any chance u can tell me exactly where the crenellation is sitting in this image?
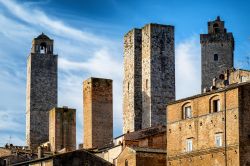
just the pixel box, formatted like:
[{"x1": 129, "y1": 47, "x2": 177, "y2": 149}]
[{"x1": 201, "y1": 17, "x2": 234, "y2": 91}]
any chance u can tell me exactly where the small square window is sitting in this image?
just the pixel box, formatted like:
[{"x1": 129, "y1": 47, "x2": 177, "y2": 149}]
[
  {"x1": 186, "y1": 138, "x2": 193, "y2": 152},
  {"x1": 215, "y1": 133, "x2": 222, "y2": 147}
]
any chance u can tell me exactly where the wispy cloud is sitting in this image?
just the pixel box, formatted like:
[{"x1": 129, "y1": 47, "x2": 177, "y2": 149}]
[
  {"x1": 0, "y1": 0, "x2": 123, "y2": 146},
  {"x1": 0, "y1": 0, "x2": 201, "y2": 148},
  {"x1": 176, "y1": 36, "x2": 201, "y2": 99}
]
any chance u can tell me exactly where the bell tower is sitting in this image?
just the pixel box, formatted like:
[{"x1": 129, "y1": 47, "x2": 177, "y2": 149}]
[
  {"x1": 26, "y1": 33, "x2": 58, "y2": 149},
  {"x1": 200, "y1": 16, "x2": 234, "y2": 91}
]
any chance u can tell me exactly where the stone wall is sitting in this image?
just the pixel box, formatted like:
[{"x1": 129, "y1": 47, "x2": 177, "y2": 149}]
[
  {"x1": 200, "y1": 17, "x2": 234, "y2": 91},
  {"x1": 49, "y1": 107, "x2": 76, "y2": 152},
  {"x1": 123, "y1": 28, "x2": 142, "y2": 133},
  {"x1": 26, "y1": 34, "x2": 58, "y2": 149},
  {"x1": 83, "y1": 77, "x2": 113, "y2": 149},
  {"x1": 142, "y1": 24, "x2": 175, "y2": 128}
]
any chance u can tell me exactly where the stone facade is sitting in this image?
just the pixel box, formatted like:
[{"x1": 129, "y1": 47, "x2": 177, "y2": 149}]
[
  {"x1": 123, "y1": 23, "x2": 175, "y2": 133},
  {"x1": 26, "y1": 33, "x2": 58, "y2": 149},
  {"x1": 167, "y1": 82, "x2": 250, "y2": 166},
  {"x1": 141, "y1": 24, "x2": 175, "y2": 128},
  {"x1": 83, "y1": 77, "x2": 113, "y2": 149},
  {"x1": 201, "y1": 16, "x2": 234, "y2": 91},
  {"x1": 49, "y1": 107, "x2": 76, "y2": 152},
  {"x1": 123, "y1": 28, "x2": 142, "y2": 133},
  {"x1": 117, "y1": 146, "x2": 166, "y2": 166}
]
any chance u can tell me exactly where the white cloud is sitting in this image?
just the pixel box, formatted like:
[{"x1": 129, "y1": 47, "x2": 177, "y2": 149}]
[
  {"x1": 176, "y1": 36, "x2": 201, "y2": 99},
  {"x1": 0, "y1": 0, "x2": 123, "y2": 147},
  {"x1": 0, "y1": 0, "x2": 202, "y2": 148}
]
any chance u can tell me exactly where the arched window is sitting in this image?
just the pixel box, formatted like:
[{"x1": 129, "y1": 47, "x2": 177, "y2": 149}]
[
  {"x1": 210, "y1": 95, "x2": 221, "y2": 113},
  {"x1": 182, "y1": 102, "x2": 192, "y2": 119},
  {"x1": 125, "y1": 159, "x2": 128, "y2": 166},
  {"x1": 40, "y1": 42, "x2": 47, "y2": 54}
]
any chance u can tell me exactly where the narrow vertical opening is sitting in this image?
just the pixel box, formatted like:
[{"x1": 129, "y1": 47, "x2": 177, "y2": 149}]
[{"x1": 214, "y1": 54, "x2": 218, "y2": 61}]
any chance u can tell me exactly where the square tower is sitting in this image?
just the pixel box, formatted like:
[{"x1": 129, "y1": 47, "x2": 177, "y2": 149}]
[
  {"x1": 49, "y1": 107, "x2": 76, "y2": 152},
  {"x1": 200, "y1": 16, "x2": 234, "y2": 91},
  {"x1": 141, "y1": 24, "x2": 175, "y2": 128},
  {"x1": 26, "y1": 33, "x2": 58, "y2": 149},
  {"x1": 83, "y1": 77, "x2": 113, "y2": 149},
  {"x1": 123, "y1": 29, "x2": 142, "y2": 133}
]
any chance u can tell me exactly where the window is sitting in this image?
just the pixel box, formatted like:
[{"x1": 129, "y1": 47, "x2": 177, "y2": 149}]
[
  {"x1": 215, "y1": 133, "x2": 222, "y2": 147},
  {"x1": 184, "y1": 106, "x2": 192, "y2": 119},
  {"x1": 213, "y1": 100, "x2": 220, "y2": 112},
  {"x1": 214, "y1": 54, "x2": 218, "y2": 61},
  {"x1": 240, "y1": 76, "x2": 248, "y2": 83},
  {"x1": 127, "y1": 82, "x2": 129, "y2": 91},
  {"x1": 125, "y1": 159, "x2": 128, "y2": 166},
  {"x1": 186, "y1": 138, "x2": 193, "y2": 152},
  {"x1": 146, "y1": 79, "x2": 148, "y2": 89}
]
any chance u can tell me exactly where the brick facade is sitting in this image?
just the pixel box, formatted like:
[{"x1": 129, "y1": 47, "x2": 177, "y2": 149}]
[
  {"x1": 49, "y1": 107, "x2": 76, "y2": 152},
  {"x1": 167, "y1": 82, "x2": 250, "y2": 166},
  {"x1": 83, "y1": 77, "x2": 113, "y2": 149}
]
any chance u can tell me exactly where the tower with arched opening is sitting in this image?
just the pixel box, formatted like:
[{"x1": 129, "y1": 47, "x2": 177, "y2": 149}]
[
  {"x1": 200, "y1": 16, "x2": 234, "y2": 91},
  {"x1": 26, "y1": 33, "x2": 58, "y2": 149}
]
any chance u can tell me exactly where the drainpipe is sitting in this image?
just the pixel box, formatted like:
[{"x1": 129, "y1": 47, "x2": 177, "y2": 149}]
[{"x1": 224, "y1": 90, "x2": 227, "y2": 166}]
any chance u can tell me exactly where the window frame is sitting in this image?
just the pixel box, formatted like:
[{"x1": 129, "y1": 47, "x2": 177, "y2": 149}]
[
  {"x1": 215, "y1": 133, "x2": 223, "y2": 147},
  {"x1": 184, "y1": 106, "x2": 192, "y2": 119},
  {"x1": 186, "y1": 138, "x2": 193, "y2": 152}
]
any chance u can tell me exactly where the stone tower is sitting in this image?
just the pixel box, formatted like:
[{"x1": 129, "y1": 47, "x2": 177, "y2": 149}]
[
  {"x1": 83, "y1": 77, "x2": 113, "y2": 149},
  {"x1": 123, "y1": 24, "x2": 175, "y2": 132},
  {"x1": 123, "y1": 29, "x2": 142, "y2": 133},
  {"x1": 200, "y1": 16, "x2": 234, "y2": 91},
  {"x1": 141, "y1": 24, "x2": 175, "y2": 128},
  {"x1": 49, "y1": 107, "x2": 76, "y2": 152},
  {"x1": 26, "y1": 33, "x2": 58, "y2": 149}
]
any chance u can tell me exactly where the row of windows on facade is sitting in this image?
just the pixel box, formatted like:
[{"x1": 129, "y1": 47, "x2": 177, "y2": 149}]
[
  {"x1": 186, "y1": 133, "x2": 223, "y2": 152},
  {"x1": 183, "y1": 99, "x2": 220, "y2": 119}
]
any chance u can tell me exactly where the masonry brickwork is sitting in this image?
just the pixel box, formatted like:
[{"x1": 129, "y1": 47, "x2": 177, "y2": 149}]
[
  {"x1": 123, "y1": 24, "x2": 175, "y2": 133},
  {"x1": 123, "y1": 28, "x2": 142, "y2": 133},
  {"x1": 49, "y1": 107, "x2": 76, "y2": 152},
  {"x1": 83, "y1": 77, "x2": 113, "y2": 149},
  {"x1": 26, "y1": 33, "x2": 58, "y2": 149},
  {"x1": 141, "y1": 24, "x2": 175, "y2": 128},
  {"x1": 117, "y1": 146, "x2": 166, "y2": 166},
  {"x1": 201, "y1": 16, "x2": 234, "y2": 91},
  {"x1": 167, "y1": 82, "x2": 250, "y2": 166}
]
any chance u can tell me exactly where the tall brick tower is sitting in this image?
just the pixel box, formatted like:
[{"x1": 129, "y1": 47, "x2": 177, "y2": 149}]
[
  {"x1": 26, "y1": 33, "x2": 58, "y2": 149},
  {"x1": 200, "y1": 16, "x2": 234, "y2": 91},
  {"x1": 141, "y1": 24, "x2": 175, "y2": 128},
  {"x1": 123, "y1": 29, "x2": 142, "y2": 133},
  {"x1": 49, "y1": 107, "x2": 76, "y2": 152},
  {"x1": 83, "y1": 77, "x2": 113, "y2": 149}
]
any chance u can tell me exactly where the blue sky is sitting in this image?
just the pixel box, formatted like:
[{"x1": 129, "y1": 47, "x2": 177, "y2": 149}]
[{"x1": 0, "y1": 0, "x2": 249, "y2": 146}]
